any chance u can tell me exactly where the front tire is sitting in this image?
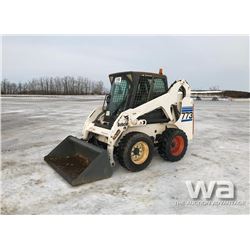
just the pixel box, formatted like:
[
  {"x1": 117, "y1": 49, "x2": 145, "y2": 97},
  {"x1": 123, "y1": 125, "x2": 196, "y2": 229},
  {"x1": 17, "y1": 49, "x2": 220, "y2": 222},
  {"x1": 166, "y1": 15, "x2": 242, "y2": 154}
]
[
  {"x1": 117, "y1": 133, "x2": 154, "y2": 172},
  {"x1": 158, "y1": 128, "x2": 188, "y2": 161}
]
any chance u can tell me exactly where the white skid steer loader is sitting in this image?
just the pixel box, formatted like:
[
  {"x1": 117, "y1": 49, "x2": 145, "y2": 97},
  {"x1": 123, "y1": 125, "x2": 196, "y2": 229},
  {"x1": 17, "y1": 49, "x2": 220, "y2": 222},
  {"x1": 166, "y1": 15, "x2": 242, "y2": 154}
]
[{"x1": 44, "y1": 69, "x2": 194, "y2": 186}]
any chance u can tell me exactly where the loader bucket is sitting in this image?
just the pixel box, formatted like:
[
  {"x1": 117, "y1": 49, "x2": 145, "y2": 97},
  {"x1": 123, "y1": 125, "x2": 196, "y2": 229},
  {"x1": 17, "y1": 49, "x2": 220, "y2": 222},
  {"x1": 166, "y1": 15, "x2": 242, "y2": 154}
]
[{"x1": 44, "y1": 136, "x2": 113, "y2": 186}]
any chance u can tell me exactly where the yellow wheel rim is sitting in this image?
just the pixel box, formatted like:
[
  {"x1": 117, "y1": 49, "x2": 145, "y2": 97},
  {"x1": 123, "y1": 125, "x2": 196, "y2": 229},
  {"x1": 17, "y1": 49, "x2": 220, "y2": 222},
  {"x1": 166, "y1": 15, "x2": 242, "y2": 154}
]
[{"x1": 130, "y1": 141, "x2": 149, "y2": 165}]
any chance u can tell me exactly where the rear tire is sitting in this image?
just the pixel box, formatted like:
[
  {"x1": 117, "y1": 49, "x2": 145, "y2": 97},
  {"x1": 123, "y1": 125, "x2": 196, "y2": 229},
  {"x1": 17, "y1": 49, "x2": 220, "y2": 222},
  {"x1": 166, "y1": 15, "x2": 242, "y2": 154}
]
[
  {"x1": 158, "y1": 128, "x2": 188, "y2": 161},
  {"x1": 117, "y1": 133, "x2": 154, "y2": 172}
]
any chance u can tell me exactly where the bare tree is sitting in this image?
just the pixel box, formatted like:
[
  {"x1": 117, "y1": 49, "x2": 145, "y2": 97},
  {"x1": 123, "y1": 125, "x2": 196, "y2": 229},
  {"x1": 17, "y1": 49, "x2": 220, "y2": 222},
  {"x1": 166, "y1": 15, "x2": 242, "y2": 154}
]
[
  {"x1": 1, "y1": 76, "x2": 106, "y2": 95},
  {"x1": 1, "y1": 79, "x2": 9, "y2": 94},
  {"x1": 93, "y1": 81, "x2": 104, "y2": 94},
  {"x1": 209, "y1": 85, "x2": 220, "y2": 91}
]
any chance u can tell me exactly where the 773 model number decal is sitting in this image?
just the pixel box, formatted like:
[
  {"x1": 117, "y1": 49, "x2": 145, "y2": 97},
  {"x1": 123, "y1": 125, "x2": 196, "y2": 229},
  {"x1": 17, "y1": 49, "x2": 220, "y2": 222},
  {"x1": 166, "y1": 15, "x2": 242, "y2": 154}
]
[{"x1": 181, "y1": 106, "x2": 193, "y2": 122}]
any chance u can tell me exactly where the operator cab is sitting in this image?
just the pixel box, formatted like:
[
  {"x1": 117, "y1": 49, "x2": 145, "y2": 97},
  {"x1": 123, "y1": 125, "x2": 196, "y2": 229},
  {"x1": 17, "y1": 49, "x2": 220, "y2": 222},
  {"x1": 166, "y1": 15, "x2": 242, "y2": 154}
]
[{"x1": 95, "y1": 70, "x2": 169, "y2": 128}]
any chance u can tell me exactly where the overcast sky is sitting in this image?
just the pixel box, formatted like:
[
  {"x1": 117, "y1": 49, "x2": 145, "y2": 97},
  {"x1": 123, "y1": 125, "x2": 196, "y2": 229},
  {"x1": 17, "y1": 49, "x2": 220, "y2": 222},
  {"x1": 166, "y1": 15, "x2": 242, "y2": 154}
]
[{"x1": 1, "y1": 35, "x2": 249, "y2": 91}]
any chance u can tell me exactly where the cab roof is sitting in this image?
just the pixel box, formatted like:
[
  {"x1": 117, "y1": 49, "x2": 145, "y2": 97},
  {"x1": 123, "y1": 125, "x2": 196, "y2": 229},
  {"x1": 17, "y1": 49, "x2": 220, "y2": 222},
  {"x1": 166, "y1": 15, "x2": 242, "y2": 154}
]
[{"x1": 109, "y1": 71, "x2": 166, "y2": 78}]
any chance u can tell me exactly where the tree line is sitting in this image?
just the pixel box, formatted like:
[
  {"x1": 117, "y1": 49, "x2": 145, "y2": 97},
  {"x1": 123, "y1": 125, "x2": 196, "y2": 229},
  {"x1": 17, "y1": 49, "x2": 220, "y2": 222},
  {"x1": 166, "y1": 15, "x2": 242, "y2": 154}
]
[{"x1": 1, "y1": 76, "x2": 107, "y2": 95}]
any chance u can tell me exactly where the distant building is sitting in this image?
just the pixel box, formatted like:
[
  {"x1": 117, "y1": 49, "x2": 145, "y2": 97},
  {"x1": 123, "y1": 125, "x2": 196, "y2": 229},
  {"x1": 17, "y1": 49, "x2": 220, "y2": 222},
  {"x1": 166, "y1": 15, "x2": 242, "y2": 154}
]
[{"x1": 191, "y1": 90, "x2": 250, "y2": 100}]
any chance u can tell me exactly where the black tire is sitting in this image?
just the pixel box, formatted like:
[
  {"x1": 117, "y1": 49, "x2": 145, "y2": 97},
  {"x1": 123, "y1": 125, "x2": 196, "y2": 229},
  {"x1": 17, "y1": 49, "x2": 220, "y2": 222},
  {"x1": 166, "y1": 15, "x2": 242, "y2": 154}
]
[
  {"x1": 158, "y1": 128, "x2": 188, "y2": 162},
  {"x1": 117, "y1": 132, "x2": 154, "y2": 172}
]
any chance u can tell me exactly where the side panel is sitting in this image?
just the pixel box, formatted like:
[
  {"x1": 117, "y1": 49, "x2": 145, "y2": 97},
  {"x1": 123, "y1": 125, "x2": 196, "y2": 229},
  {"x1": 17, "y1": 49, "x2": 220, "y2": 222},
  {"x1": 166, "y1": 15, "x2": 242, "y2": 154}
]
[{"x1": 175, "y1": 98, "x2": 194, "y2": 140}]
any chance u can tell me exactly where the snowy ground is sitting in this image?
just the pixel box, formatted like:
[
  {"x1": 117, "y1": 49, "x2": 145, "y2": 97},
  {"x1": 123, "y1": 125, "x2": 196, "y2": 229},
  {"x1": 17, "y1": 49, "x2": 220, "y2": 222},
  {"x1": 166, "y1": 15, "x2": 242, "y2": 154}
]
[{"x1": 1, "y1": 96, "x2": 249, "y2": 214}]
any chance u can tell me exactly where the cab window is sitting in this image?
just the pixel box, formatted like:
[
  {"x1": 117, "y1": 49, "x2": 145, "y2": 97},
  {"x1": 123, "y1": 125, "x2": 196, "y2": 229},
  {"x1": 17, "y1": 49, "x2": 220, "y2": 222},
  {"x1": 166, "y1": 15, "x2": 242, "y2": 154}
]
[
  {"x1": 151, "y1": 78, "x2": 167, "y2": 99},
  {"x1": 133, "y1": 76, "x2": 167, "y2": 108},
  {"x1": 109, "y1": 77, "x2": 129, "y2": 115},
  {"x1": 133, "y1": 76, "x2": 152, "y2": 107}
]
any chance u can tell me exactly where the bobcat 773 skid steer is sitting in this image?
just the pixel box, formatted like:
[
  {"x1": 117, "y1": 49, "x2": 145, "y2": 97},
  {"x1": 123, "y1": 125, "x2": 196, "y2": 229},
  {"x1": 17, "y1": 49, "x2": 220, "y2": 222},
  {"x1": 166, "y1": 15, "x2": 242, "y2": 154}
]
[{"x1": 44, "y1": 69, "x2": 194, "y2": 186}]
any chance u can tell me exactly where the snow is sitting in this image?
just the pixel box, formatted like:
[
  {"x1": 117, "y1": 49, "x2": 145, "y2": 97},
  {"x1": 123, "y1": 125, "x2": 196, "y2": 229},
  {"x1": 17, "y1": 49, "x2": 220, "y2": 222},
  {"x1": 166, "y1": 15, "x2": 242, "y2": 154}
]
[{"x1": 1, "y1": 96, "x2": 249, "y2": 214}]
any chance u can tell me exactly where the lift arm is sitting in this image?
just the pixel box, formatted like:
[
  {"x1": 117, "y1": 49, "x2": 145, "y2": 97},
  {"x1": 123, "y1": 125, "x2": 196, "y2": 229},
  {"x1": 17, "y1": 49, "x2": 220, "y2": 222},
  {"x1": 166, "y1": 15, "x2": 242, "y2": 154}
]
[{"x1": 125, "y1": 80, "x2": 191, "y2": 126}]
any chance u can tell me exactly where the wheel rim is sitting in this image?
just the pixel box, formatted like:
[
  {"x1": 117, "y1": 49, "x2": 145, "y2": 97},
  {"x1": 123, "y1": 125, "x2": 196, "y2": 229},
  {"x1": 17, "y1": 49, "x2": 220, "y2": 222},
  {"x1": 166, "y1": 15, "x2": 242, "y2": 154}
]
[
  {"x1": 170, "y1": 135, "x2": 185, "y2": 156},
  {"x1": 131, "y1": 141, "x2": 149, "y2": 165}
]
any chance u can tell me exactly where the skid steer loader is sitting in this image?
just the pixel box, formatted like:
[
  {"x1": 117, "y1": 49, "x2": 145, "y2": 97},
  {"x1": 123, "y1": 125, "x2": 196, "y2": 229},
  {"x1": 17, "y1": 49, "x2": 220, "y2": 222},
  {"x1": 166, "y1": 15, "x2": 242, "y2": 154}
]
[{"x1": 44, "y1": 69, "x2": 194, "y2": 186}]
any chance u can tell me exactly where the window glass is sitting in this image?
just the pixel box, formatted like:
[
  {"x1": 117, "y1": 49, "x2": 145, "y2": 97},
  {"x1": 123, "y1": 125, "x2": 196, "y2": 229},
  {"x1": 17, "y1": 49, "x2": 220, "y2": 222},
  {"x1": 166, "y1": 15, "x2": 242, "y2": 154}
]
[
  {"x1": 109, "y1": 79, "x2": 129, "y2": 115},
  {"x1": 133, "y1": 76, "x2": 167, "y2": 108},
  {"x1": 152, "y1": 78, "x2": 166, "y2": 98},
  {"x1": 134, "y1": 76, "x2": 152, "y2": 107}
]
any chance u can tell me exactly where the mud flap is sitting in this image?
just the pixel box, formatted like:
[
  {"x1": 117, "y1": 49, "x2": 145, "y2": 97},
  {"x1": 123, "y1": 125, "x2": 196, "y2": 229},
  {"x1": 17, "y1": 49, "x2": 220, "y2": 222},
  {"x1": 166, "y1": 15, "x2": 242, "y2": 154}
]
[{"x1": 44, "y1": 136, "x2": 113, "y2": 186}]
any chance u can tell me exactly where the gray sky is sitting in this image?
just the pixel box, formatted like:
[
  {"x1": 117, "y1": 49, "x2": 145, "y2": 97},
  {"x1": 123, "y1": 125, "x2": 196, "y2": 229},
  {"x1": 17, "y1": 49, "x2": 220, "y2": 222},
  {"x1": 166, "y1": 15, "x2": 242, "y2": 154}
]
[{"x1": 2, "y1": 35, "x2": 249, "y2": 91}]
